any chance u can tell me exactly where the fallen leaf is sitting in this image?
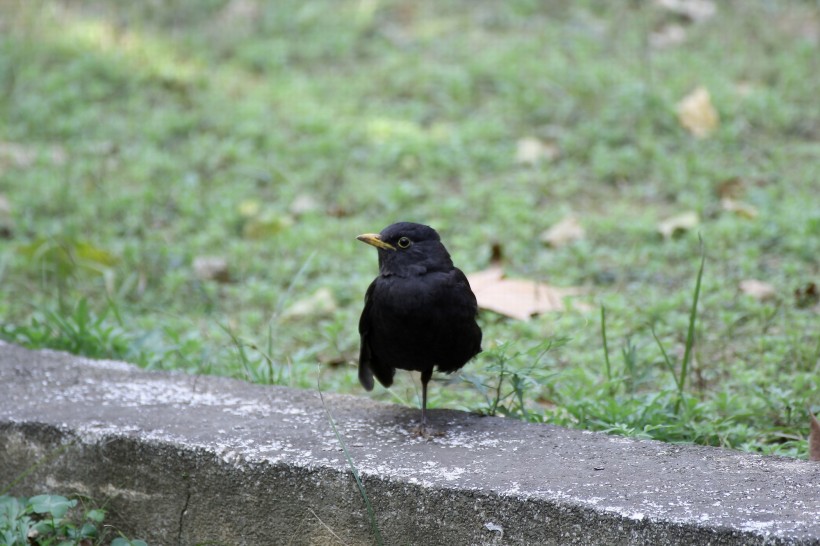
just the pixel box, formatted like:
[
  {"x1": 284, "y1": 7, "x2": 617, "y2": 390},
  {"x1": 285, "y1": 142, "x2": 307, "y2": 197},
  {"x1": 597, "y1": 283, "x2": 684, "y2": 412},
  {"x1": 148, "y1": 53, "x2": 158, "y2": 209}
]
[
  {"x1": 677, "y1": 87, "x2": 719, "y2": 138},
  {"x1": 739, "y1": 279, "x2": 776, "y2": 301},
  {"x1": 733, "y1": 81, "x2": 756, "y2": 98},
  {"x1": 794, "y1": 282, "x2": 819, "y2": 309},
  {"x1": 219, "y1": 0, "x2": 261, "y2": 22},
  {"x1": 326, "y1": 203, "x2": 351, "y2": 218},
  {"x1": 0, "y1": 193, "x2": 13, "y2": 239},
  {"x1": 541, "y1": 215, "x2": 585, "y2": 248},
  {"x1": 318, "y1": 353, "x2": 350, "y2": 368},
  {"x1": 17, "y1": 238, "x2": 117, "y2": 278},
  {"x1": 655, "y1": 0, "x2": 716, "y2": 23},
  {"x1": 650, "y1": 24, "x2": 688, "y2": 49},
  {"x1": 515, "y1": 137, "x2": 559, "y2": 166},
  {"x1": 242, "y1": 213, "x2": 293, "y2": 239},
  {"x1": 716, "y1": 177, "x2": 745, "y2": 199},
  {"x1": 283, "y1": 287, "x2": 338, "y2": 319},
  {"x1": 721, "y1": 198, "x2": 758, "y2": 219},
  {"x1": 488, "y1": 241, "x2": 505, "y2": 265},
  {"x1": 810, "y1": 412, "x2": 820, "y2": 462},
  {"x1": 238, "y1": 199, "x2": 261, "y2": 218},
  {"x1": 657, "y1": 211, "x2": 699, "y2": 240},
  {"x1": 0, "y1": 141, "x2": 66, "y2": 169},
  {"x1": 74, "y1": 242, "x2": 118, "y2": 268},
  {"x1": 289, "y1": 194, "x2": 320, "y2": 216},
  {"x1": 465, "y1": 265, "x2": 504, "y2": 291},
  {"x1": 193, "y1": 256, "x2": 231, "y2": 283},
  {"x1": 0, "y1": 141, "x2": 36, "y2": 168},
  {"x1": 467, "y1": 267, "x2": 585, "y2": 320}
]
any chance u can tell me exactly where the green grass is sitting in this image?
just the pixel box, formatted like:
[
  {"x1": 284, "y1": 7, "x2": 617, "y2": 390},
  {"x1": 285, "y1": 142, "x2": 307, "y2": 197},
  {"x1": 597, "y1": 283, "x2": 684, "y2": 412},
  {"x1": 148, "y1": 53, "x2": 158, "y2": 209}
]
[{"x1": 1, "y1": 0, "x2": 818, "y2": 459}]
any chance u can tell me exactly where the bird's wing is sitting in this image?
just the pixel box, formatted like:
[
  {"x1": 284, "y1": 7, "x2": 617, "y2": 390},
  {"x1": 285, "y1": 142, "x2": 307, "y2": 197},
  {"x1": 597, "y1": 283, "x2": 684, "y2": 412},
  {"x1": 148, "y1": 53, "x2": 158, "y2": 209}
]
[
  {"x1": 452, "y1": 267, "x2": 479, "y2": 314},
  {"x1": 357, "y1": 280, "x2": 376, "y2": 391}
]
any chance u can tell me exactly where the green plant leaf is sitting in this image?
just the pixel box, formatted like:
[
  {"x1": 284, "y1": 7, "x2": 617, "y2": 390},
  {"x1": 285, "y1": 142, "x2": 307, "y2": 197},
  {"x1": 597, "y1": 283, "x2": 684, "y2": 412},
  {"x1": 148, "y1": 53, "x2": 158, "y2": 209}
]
[
  {"x1": 85, "y1": 508, "x2": 105, "y2": 523},
  {"x1": 29, "y1": 494, "x2": 75, "y2": 519}
]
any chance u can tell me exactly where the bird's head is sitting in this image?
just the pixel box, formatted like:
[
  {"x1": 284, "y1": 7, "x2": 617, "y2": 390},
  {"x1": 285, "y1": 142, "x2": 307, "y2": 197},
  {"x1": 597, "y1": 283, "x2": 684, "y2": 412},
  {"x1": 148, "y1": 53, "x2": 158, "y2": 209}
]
[{"x1": 357, "y1": 222, "x2": 454, "y2": 277}]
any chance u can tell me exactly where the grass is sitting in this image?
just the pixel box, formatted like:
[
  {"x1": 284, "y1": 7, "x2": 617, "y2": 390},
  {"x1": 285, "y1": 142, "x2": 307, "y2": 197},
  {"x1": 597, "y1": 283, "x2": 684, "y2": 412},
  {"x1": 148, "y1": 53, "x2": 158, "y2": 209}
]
[
  {"x1": 317, "y1": 368, "x2": 384, "y2": 546},
  {"x1": 0, "y1": 0, "x2": 818, "y2": 459}
]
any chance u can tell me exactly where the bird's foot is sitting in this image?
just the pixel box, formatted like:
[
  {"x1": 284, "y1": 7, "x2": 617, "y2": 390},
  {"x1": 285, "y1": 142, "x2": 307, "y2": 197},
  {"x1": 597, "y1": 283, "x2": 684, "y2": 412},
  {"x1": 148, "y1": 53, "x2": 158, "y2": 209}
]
[{"x1": 411, "y1": 425, "x2": 445, "y2": 439}]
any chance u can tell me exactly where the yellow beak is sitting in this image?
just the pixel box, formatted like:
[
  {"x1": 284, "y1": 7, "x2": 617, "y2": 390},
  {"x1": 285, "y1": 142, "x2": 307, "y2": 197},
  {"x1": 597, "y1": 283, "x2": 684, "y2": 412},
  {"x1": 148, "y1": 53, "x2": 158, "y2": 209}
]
[{"x1": 357, "y1": 233, "x2": 396, "y2": 251}]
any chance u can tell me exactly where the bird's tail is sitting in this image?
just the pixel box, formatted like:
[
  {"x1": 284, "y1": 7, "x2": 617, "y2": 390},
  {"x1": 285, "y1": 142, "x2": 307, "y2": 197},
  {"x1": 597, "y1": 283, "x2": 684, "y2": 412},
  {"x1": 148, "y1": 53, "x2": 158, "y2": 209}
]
[
  {"x1": 359, "y1": 341, "x2": 375, "y2": 391},
  {"x1": 359, "y1": 362, "x2": 374, "y2": 391}
]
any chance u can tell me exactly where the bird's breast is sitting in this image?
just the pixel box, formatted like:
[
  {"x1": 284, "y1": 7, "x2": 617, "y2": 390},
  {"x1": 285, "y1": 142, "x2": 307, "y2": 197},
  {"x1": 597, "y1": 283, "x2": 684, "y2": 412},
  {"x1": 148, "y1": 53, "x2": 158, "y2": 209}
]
[
  {"x1": 365, "y1": 269, "x2": 481, "y2": 372},
  {"x1": 374, "y1": 272, "x2": 453, "y2": 315}
]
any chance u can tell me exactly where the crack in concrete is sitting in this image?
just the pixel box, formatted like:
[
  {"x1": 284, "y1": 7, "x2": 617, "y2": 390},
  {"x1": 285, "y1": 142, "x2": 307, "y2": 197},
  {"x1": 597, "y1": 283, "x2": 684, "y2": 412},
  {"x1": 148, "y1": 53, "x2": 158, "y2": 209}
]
[{"x1": 177, "y1": 478, "x2": 192, "y2": 545}]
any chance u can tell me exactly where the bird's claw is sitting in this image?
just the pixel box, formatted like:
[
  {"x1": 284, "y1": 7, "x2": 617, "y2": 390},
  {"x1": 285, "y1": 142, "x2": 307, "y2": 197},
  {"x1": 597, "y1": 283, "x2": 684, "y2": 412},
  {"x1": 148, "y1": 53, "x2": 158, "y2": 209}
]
[{"x1": 411, "y1": 424, "x2": 444, "y2": 439}]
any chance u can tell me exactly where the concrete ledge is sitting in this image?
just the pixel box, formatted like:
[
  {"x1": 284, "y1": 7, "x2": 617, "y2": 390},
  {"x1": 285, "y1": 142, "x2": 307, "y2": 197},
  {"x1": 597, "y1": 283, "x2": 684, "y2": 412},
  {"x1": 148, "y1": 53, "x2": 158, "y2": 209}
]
[{"x1": 1, "y1": 342, "x2": 818, "y2": 545}]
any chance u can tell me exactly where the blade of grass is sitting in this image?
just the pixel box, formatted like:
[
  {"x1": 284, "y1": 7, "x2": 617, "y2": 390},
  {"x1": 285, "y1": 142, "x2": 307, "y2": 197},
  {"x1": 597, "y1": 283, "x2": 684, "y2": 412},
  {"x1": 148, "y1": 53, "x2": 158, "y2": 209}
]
[
  {"x1": 676, "y1": 236, "x2": 706, "y2": 413},
  {"x1": 651, "y1": 325, "x2": 682, "y2": 392},
  {"x1": 601, "y1": 305, "x2": 615, "y2": 396},
  {"x1": 219, "y1": 323, "x2": 254, "y2": 381},
  {"x1": 316, "y1": 366, "x2": 384, "y2": 546},
  {"x1": 307, "y1": 507, "x2": 349, "y2": 546}
]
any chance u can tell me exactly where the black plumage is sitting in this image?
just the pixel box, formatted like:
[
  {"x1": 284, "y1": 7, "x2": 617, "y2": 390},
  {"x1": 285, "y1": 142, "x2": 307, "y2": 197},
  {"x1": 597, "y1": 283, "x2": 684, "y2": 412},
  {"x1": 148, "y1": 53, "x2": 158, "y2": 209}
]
[{"x1": 357, "y1": 222, "x2": 482, "y2": 432}]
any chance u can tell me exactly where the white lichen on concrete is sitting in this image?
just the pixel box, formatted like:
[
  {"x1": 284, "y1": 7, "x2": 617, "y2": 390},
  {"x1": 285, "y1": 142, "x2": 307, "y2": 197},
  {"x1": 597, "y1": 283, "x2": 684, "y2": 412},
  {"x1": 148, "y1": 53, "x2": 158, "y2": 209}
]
[{"x1": 2, "y1": 342, "x2": 820, "y2": 544}]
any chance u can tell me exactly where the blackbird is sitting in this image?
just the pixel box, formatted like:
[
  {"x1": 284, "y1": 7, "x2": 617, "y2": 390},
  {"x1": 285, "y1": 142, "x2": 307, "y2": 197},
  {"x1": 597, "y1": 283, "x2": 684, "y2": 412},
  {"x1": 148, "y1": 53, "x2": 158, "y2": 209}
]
[{"x1": 357, "y1": 222, "x2": 482, "y2": 432}]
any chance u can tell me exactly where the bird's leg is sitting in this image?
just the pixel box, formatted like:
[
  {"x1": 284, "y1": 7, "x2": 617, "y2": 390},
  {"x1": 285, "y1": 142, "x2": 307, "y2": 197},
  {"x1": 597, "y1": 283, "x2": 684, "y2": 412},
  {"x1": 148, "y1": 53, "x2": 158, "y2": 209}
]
[{"x1": 420, "y1": 368, "x2": 433, "y2": 434}]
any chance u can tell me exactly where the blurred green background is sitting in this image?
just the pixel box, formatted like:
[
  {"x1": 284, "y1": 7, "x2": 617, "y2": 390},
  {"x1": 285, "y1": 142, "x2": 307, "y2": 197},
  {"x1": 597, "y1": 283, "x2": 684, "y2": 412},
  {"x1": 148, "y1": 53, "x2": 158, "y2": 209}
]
[{"x1": 0, "y1": 0, "x2": 818, "y2": 457}]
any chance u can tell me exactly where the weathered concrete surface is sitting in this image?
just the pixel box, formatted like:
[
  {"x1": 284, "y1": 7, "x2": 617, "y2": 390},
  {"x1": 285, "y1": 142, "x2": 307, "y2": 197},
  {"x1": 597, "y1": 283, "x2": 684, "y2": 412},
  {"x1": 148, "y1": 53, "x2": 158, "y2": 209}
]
[{"x1": 0, "y1": 342, "x2": 818, "y2": 546}]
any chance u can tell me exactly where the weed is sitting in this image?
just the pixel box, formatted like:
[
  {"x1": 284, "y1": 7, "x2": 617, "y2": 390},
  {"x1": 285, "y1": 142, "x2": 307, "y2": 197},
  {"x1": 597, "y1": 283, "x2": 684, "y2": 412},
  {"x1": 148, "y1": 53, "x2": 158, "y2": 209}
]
[
  {"x1": 1, "y1": 300, "x2": 134, "y2": 363},
  {"x1": 0, "y1": 494, "x2": 146, "y2": 546},
  {"x1": 317, "y1": 366, "x2": 383, "y2": 546},
  {"x1": 464, "y1": 338, "x2": 565, "y2": 419}
]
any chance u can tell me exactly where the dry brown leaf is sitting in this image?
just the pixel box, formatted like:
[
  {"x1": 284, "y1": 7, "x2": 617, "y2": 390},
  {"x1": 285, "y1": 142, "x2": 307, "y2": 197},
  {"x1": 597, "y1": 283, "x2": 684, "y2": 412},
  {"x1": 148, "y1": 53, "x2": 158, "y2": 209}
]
[
  {"x1": 326, "y1": 203, "x2": 351, "y2": 218},
  {"x1": 465, "y1": 265, "x2": 505, "y2": 292},
  {"x1": 467, "y1": 268, "x2": 585, "y2": 321},
  {"x1": 795, "y1": 282, "x2": 819, "y2": 309},
  {"x1": 810, "y1": 412, "x2": 820, "y2": 462},
  {"x1": 739, "y1": 279, "x2": 776, "y2": 301},
  {"x1": 658, "y1": 211, "x2": 699, "y2": 240},
  {"x1": 219, "y1": 0, "x2": 261, "y2": 23},
  {"x1": 515, "y1": 137, "x2": 559, "y2": 165},
  {"x1": 650, "y1": 24, "x2": 688, "y2": 49},
  {"x1": 721, "y1": 198, "x2": 758, "y2": 219},
  {"x1": 733, "y1": 81, "x2": 756, "y2": 98},
  {"x1": 716, "y1": 177, "x2": 745, "y2": 199},
  {"x1": 193, "y1": 256, "x2": 231, "y2": 283},
  {"x1": 677, "y1": 87, "x2": 719, "y2": 138},
  {"x1": 541, "y1": 215, "x2": 585, "y2": 248},
  {"x1": 0, "y1": 193, "x2": 12, "y2": 239},
  {"x1": 655, "y1": 0, "x2": 717, "y2": 23}
]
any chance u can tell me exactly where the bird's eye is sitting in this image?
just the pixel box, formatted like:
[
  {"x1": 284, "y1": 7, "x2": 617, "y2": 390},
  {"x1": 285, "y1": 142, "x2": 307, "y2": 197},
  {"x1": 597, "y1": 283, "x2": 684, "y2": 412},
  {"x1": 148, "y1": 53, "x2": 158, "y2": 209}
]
[{"x1": 397, "y1": 237, "x2": 411, "y2": 249}]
